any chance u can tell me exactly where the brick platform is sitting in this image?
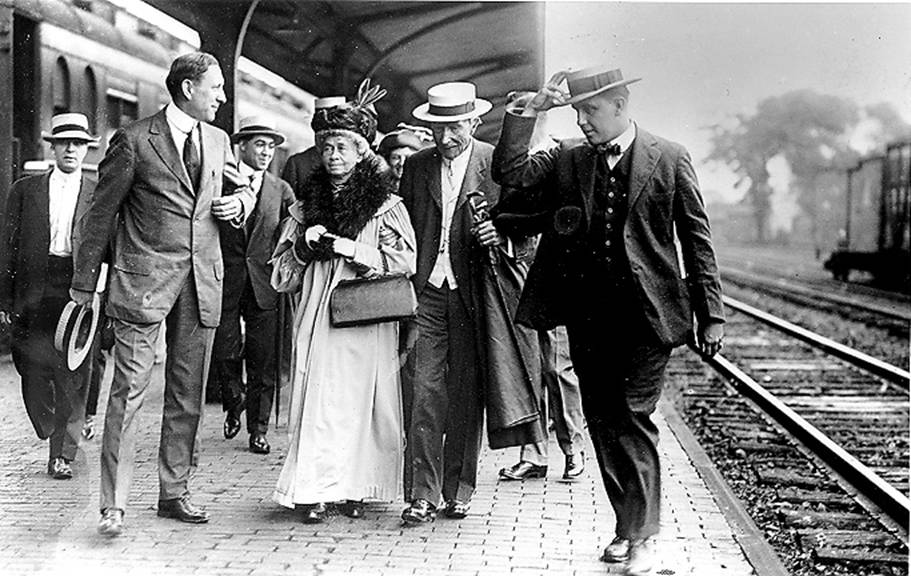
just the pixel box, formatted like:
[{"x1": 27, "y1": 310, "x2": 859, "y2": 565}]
[{"x1": 0, "y1": 352, "x2": 756, "y2": 575}]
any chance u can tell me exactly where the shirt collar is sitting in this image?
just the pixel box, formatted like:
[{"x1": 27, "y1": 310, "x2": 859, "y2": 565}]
[
  {"x1": 165, "y1": 102, "x2": 198, "y2": 135},
  {"x1": 50, "y1": 166, "x2": 82, "y2": 183},
  {"x1": 239, "y1": 161, "x2": 262, "y2": 181},
  {"x1": 609, "y1": 121, "x2": 636, "y2": 154}
]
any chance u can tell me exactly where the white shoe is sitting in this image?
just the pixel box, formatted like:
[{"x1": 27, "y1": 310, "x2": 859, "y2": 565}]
[
  {"x1": 625, "y1": 538, "x2": 654, "y2": 576},
  {"x1": 600, "y1": 535, "x2": 630, "y2": 562},
  {"x1": 82, "y1": 415, "x2": 95, "y2": 440}
]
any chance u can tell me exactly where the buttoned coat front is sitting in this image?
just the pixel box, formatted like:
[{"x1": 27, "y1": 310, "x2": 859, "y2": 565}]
[
  {"x1": 493, "y1": 114, "x2": 725, "y2": 346},
  {"x1": 72, "y1": 108, "x2": 254, "y2": 327}
]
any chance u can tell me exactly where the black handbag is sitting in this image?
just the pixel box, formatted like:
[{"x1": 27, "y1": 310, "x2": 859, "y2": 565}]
[{"x1": 329, "y1": 273, "x2": 417, "y2": 327}]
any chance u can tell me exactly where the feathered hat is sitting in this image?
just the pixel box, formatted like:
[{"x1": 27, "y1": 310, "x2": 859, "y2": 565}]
[{"x1": 311, "y1": 79, "x2": 386, "y2": 145}]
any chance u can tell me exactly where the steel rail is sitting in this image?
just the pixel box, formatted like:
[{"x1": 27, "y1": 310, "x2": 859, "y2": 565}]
[
  {"x1": 700, "y1": 351, "x2": 911, "y2": 530},
  {"x1": 724, "y1": 295, "x2": 911, "y2": 389},
  {"x1": 722, "y1": 267, "x2": 911, "y2": 323}
]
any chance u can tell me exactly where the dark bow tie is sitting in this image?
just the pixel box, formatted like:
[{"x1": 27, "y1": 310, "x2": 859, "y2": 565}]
[{"x1": 597, "y1": 142, "x2": 622, "y2": 156}]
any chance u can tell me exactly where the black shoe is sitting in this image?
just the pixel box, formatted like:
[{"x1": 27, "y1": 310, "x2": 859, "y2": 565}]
[
  {"x1": 563, "y1": 452, "x2": 585, "y2": 480},
  {"x1": 498, "y1": 461, "x2": 547, "y2": 481},
  {"x1": 442, "y1": 499, "x2": 469, "y2": 519},
  {"x1": 340, "y1": 500, "x2": 364, "y2": 519},
  {"x1": 249, "y1": 432, "x2": 270, "y2": 454},
  {"x1": 157, "y1": 496, "x2": 209, "y2": 523},
  {"x1": 223, "y1": 409, "x2": 242, "y2": 440},
  {"x1": 301, "y1": 502, "x2": 327, "y2": 524},
  {"x1": 48, "y1": 457, "x2": 73, "y2": 480},
  {"x1": 600, "y1": 535, "x2": 631, "y2": 563},
  {"x1": 98, "y1": 507, "x2": 124, "y2": 537},
  {"x1": 401, "y1": 499, "x2": 436, "y2": 525}
]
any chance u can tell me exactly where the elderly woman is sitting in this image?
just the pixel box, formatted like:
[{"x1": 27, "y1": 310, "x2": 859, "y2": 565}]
[{"x1": 270, "y1": 81, "x2": 417, "y2": 523}]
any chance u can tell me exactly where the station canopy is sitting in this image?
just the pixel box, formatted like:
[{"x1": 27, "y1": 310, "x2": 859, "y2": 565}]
[{"x1": 146, "y1": 1, "x2": 544, "y2": 142}]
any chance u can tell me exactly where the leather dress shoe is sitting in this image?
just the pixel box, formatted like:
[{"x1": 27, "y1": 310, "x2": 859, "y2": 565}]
[
  {"x1": 97, "y1": 507, "x2": 124, "y2": 537},
  {"x1": 600, "y1": 536, "x2": 630, "y2": 563},
  {"x1": 249, "y1": 432, "x2": 270, "y2": 454},
  {"x1": 499, "y1": 461, "x2": 547, "y2": 481},
  {"x1": 223, "y1": 409, "x2": 242, "y2": 439},
  {"x1": 48, "y1": 457, "x2": 73, "y2": 480},
  {"x1": 301, "y1": 502, "x2": 327, "y2": 524},
  {"x1": 625, "y1": 538, "x2": 655, "y2": 576},
  {"x1": 401, "y1": 499, "x2": 436, "y2": 525},
  {"x1": 563, "y1": 452, "x2": 585, "y2": 480},
  {"x1": 442, "y1": 499, "x2": 469, "y2": 519},
  {"x1": 157, "y1": 496, "x2": 209, "y2": 523},
  {"x1": 340, "y1": 500, "x2": 364, "y2": 519}
]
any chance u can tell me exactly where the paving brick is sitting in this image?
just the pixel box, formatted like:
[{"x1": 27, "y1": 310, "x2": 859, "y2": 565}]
[{"x1": 0, "y1": 355, "x2": 758, "y2": 575}]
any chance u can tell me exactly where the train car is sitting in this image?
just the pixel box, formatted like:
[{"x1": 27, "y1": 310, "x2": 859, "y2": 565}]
[
  {"x1": 824, "y1": 140, "x2": 911, "y2": 288},
  {"x1": 6, "y1": 0, "x2": 313, "y2": 181}
]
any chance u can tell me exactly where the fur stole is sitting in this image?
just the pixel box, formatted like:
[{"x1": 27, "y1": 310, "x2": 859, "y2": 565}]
[{"x1": 299, "y1": 155, "x2": 396, "y2": 240}]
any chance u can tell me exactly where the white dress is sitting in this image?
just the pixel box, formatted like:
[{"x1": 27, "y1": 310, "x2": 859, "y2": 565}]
[{"x1": 270, "y1": 195, "x2": 416, "y2": 507}]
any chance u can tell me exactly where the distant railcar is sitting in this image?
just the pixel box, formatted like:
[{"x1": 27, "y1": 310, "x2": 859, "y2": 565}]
[
  {"x1": 824, "y1": 141, "x2": 911, "y2": 288},
  {"x1": 6, "y1": 0, "x2": 313, "y2": 183}
]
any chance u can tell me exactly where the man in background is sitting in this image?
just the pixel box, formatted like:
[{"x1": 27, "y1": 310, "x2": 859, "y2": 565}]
[
  {"x1": 0, "y1": 113, "x2": 97, "y2": 480},
  {"x1": 211, "y1": 117, "x2": 294, "y2": 455}
]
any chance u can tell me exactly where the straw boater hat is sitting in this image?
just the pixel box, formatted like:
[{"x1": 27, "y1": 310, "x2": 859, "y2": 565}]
[
  {"x1": 412, "y1": 82, "x2": 492, "y2": 123},
  {"x1": 230, "y1": 116, "x2": 286, "y2": 146},
  {"x1": 311, "y1": 79, "x2": 386, "y2": 145},
  {"x1": 314, "y1": 96, "x2": 346, "y2": 110},
  {"x1": 563, "y1": 66, "x2": 641, "y2": 105},
  {"x1": 41, "y1": 113, "x2": 99, "y2": 143}
]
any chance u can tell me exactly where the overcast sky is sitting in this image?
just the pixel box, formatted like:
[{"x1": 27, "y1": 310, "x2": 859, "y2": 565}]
[{"x1": 542, "y1": 2, "x2": 911, "y2": 204}]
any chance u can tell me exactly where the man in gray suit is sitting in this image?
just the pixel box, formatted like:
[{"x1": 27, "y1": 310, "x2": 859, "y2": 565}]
[
  {"x1": 493, "y1": 66, "x2": 725, "y2": 576},
  {"x1": 70, "y1": 52, "x2": 255, "y2": 537}
]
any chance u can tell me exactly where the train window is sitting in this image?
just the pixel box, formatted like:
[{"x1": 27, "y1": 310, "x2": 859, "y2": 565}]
[
  {"x1": 105, "y1": 88, "x2": 138, "y2": 139},
  {"x1": 84, "y1": 67, "x2": 98, "y2": 131},
  {"x1": 53, "y1": 57, "x2": 71, "y2": 115}
]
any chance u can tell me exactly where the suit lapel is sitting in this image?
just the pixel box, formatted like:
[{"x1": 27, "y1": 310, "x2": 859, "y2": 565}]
[
  {"x1": 427, "y1": 150, "x2": 442, "y2": 210},
  {"x1": 148, "y1": 109, "x2": 193, "y2": 192},
  {"x1": 198, "y1": 123, "x2": 218, "y2": 199},
  {"x1": 37, "y1": 172, "x2": 51, "y2": 250},
  {"x1": 455, "y1": 140, "x2": 487, "y2": 213},
  {"x1": 628, "y1": 128, "x2": 661, "y2": 210}
]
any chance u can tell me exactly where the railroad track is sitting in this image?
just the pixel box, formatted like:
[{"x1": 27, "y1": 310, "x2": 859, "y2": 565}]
[
  {"x1": 669, "y1": 296, "x2": 909, "y2": 575},
  {"x1": 721, "y1": 266, "x2": 911, "y2": 327}
]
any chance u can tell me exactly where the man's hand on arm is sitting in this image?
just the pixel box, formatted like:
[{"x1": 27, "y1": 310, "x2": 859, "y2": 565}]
[
  {"x1": 211, "y1": 195, "x2": 244, "y2": 222},
  {"x1": 696, "y1": 321, "x2": 724, "y2": 358},
  {"x1": 0, "y1": 311, "x2": 11, "y2": 327}
]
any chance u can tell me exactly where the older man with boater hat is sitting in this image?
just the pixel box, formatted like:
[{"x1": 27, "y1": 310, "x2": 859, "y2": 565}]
[
  {"x1": 493, "y1": 66, "x2": 725, "y2": 575},
  {"x1": 0, "y1": 113, "x2": 98, "y2": 480},
  {"x1": 210, "y1": 117, "x2": 294, "y2": 455},
  {"x1": 398, "y1": 82, "x2": 541, "y2": 525}
]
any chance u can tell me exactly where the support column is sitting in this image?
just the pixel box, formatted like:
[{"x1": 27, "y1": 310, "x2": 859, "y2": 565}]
[
  {"x1": 195, "y1": 0, "x2": 258, "y2": 136},
  {"x1": 0, "y1": 5, "x2": 13, "y2": 211}
]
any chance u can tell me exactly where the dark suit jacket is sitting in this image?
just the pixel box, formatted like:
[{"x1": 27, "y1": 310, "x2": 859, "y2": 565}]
[
  {"x1": 221, "y1": 170, "x2": 294, "y2": 310},
  {"x1": 280, "y1": 146, "x2": 321, "y2": 200},
  {"x1": 398, "y1": 139, "x2": 501, "y2": 320},
  {"x1": 493, "y1": 113, "x2": 725, "y2": 346},
  {"x1": 72, "y1": 108, "x2": 255, "y2": 328},
  {"x1": 1, "y1": 171, "x2": 95, "y2": 316}
]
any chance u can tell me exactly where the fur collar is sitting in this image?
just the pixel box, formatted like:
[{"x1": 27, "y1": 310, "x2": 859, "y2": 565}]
[{"x1": 299, "y1": 155, "x2": 395, "y2": 239}]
